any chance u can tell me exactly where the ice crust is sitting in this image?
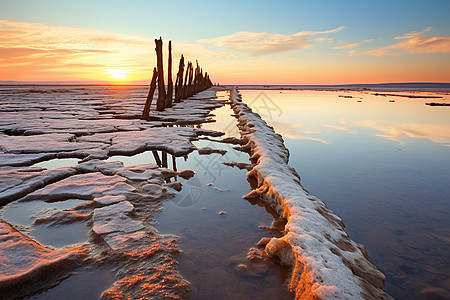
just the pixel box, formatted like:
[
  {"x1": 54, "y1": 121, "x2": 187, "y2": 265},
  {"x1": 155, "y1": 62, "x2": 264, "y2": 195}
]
[
  {"x1": 0, "y1": 87, "x2": 225, "y2": 299},
  {"x1": 229, "y1": 88, "x2": 392, "y2": 300}
]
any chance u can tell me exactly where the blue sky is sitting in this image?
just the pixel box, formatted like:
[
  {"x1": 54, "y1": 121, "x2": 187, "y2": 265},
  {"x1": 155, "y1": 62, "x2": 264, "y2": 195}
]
[{"x1": 1, "y1": 0, "x2": 449, "y2": 83}]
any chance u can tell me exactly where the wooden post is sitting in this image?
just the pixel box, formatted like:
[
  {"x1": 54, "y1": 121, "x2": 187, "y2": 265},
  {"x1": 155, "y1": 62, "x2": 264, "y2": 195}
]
[
  {"x1": 166, "y1": 40, "x2": 173, "y2": 108},
  {"x1": 183, "y1": 61, "x2": 190, "y2": 99},
  {"x1": 175, "y1": 55, "x2": 184, "y2": 103},
  {"x1": 141, "y1": 37, "x2": 215, "y2": 118},
  {"x1": 188, "y1": 62, "x2": 193, "y2": 97},
  {"x1": 155, "y1": 38, "x2": 166, "y2": 111},
  {"x1": 141, "y1": 67, "x2": 158, "y2": 120}
]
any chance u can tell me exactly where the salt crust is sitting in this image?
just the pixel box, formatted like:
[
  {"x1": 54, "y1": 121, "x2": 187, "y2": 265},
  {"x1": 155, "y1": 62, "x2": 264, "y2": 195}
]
[
  {"x1": 0, "y1": 87, "x2": 226, "y2": 298},
  {"x1": 229, "y1": 88, "x2": 392, "y2": 300}
]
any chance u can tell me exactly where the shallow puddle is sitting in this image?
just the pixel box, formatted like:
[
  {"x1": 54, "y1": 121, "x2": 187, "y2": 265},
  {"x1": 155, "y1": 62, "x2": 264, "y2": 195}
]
[
  {"x1": 35, "y1": 158, "x2": 80, "y2": 169},
  {"x1": 106, "y1": 151, "x2": 158, "y2": 166},
  {"x1": 1, "y1": 199, "x2": 90, "y2": 248},
  {"x1": 27, "y1": 265, "x2": 117, "y2": 300}
]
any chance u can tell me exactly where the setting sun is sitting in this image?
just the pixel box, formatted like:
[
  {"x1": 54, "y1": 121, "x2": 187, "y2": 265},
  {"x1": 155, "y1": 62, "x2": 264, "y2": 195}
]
[{"x1": 105, "y1": 68, "x2": 129, "y2": 81}]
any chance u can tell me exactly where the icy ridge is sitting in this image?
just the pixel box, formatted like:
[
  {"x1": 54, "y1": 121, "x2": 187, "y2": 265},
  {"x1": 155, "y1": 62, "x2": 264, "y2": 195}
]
[{"x1": 229, "y1": 88, "x2": 392, "y2": 300}]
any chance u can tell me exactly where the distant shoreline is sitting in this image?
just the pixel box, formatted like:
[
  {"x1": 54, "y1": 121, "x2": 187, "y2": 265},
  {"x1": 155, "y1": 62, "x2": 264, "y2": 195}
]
[{"x1": 1, "y1": 82, "x2": 449, "y2": 93}]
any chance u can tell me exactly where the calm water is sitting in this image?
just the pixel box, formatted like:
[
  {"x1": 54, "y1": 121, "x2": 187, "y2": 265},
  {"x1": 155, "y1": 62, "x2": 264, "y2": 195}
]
[{"x1": 240, "y1": 89, "x2": 450, "y2": 299}]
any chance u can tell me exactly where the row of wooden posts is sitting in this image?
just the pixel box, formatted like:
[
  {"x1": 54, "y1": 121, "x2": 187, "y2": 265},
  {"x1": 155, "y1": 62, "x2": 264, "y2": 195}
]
[{"x1": 141, "y1": 37, "x2": 213, "y2": 120}]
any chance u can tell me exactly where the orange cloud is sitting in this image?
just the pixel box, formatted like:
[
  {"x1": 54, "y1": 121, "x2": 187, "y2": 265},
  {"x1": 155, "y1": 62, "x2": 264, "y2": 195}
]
[
  {"x1": 314, "y1": 37, "x2": 334, "y2": 43},
  {"x1": 367, "y1": 27, "x2": 450, "y2": 56},
  {"x1": 198, "y1": 26, "x2": 345, "y2": 55},
  {"x1": 333, "y1": 42, "x2": 360, "y2": 49},
  {"x1": 0, "y1": 20, "x2": 230, "y2": 82}
]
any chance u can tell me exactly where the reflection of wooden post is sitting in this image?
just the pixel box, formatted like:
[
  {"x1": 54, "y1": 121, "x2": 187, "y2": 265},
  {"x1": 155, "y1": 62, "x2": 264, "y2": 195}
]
[
  {"x1": 155, "y1": 38, "x2": 166, "y2": 111},
  {"x1": 152, "y1": 151, "x2": 162, "y2": 167},
  {"x1": 141, "y1": 67, "x2": 158, "y2": 120},
  {"x1": 162, "y1": 152, "x2": 168, "y2": 168},
  {"x1": 166, "y1": 41, "x2": 173, "y2": 108},
  {"x1": 172, "y1": 155, "x2": 177, "y2": 172}
]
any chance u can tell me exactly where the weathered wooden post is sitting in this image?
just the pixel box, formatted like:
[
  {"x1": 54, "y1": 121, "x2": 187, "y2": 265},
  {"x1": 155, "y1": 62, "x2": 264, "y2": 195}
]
[
  {"x1": 165, "y1": 41, "x2": 173, "y2": 108},
  {"x1": 141, "y1": 37, "x2": 214, "y2": 118},
  {"x1": 141, "y1": 67, "x2": 158, "y2": 120},
  {"x1": 188, "y1": 62, "x2": 193, "y2": 97},
  {"x1": 182, "y1": 61, "x2": 190, "y2": 99},
  {"x1": 155, "y1": 38, "x2": 166, "y2": 111},
  {"x1": 174, "y1": 55, "x2": 184, "y2": 103}
]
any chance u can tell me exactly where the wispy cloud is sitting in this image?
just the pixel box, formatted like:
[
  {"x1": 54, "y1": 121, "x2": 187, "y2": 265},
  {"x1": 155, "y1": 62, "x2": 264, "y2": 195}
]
[
  {"x1": 199, "y1": 26, "x2": 345, "y2": 55},
  {"x1": 367, "y1": 27, "x2": 450, "y2": 56},
  {"x1": 333, "y1": 42, "x2": 360, "y2": 49},
  {"x1": 314, "y1": 37, "x2": 334, "y2": 43}
]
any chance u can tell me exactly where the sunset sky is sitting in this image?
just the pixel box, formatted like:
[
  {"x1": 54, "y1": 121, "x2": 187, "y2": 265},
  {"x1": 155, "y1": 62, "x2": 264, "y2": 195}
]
[{"x1": 1, "y1": 0, "x2": 449, "y2": 84}]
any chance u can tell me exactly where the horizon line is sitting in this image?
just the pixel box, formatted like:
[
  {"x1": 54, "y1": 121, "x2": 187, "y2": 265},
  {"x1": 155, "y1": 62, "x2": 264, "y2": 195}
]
[{"x1": 1, "y1": 81, "x2": 449, "y2": 87}]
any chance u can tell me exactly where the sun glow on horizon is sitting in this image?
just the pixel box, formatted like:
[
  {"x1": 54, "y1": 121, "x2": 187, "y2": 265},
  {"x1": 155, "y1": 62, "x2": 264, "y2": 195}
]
[{"x1": 104, "y1": 68, "x2": 130, "y2": 81}]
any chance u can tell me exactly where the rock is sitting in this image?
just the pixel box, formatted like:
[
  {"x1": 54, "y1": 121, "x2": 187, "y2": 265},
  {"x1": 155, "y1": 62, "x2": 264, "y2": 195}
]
[
  {"x1": 221, "y1": 137, "x2": 246, "y2": 145},
  {"x1": 94, "y1": 195, "x2": 127, "y2": 206},
  {"x1": 197, "y1": 147, "x2": 227, "y2": 155},
  {"x1": 34, "y1": 210, "x2": 89, "y2": 226},
  {"x1": 223, "y1": 161, "x2": 253, "y2": 171},
  {"x1": 101, "y1": 231, "x2": 147, "y2": 251},
  {"x1": 0, "y1": 153, "x2": 56, "y2": 167},
  {"x1": 257, "y1": 237, "x2": 272, "y2": 249},
  {"x1": 92, "y1": 201, "x2": 143, "y2": 235},
  {"x1": 178, "y1": 169, "x2": 195, "y2": 180},
  {"x1": 75, "y1": 159, "x2": 104, "y2": 172},
  {"x1": 96, "y1": 161, "x2": 124, "y2": 175},
  {"x1": 165, "y1": 181, "x2": 182, "y2": 192},
  {"x1": 142, "y1": 184, "x2": 169, "y2": 198},
  {"x1": 194, "y1": 128, "x2": 225, "y2": 137},
  {"x1": 0, "y1": 133, "x2": 100, "y2": 154},
  {"x1": 117, "y1": 169, "x2": 162, "y2": 181},
  {"x1": 0, "y1": 167, "x2": 78, "y2": 205},
  {"x1": 25, "y1": 173, "x2": 131, "y2": 201}
]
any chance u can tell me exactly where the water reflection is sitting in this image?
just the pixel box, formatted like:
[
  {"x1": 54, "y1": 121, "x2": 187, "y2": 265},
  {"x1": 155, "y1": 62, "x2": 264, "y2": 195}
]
[
  {"x1": 240, "y1": 89, "x2": 450, "y2": 299},
  {"x1": 356, "y1": 120, "x2": 450, "y2": 146},
  {"x1": 156, "y1": 144, "x2": 293, "y2": 300}
]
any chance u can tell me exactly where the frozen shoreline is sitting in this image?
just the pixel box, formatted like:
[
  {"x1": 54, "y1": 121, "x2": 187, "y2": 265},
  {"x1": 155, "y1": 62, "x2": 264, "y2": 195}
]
[{"x1": 229, "y1": 88, "x2": 392, "y2": 299}]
